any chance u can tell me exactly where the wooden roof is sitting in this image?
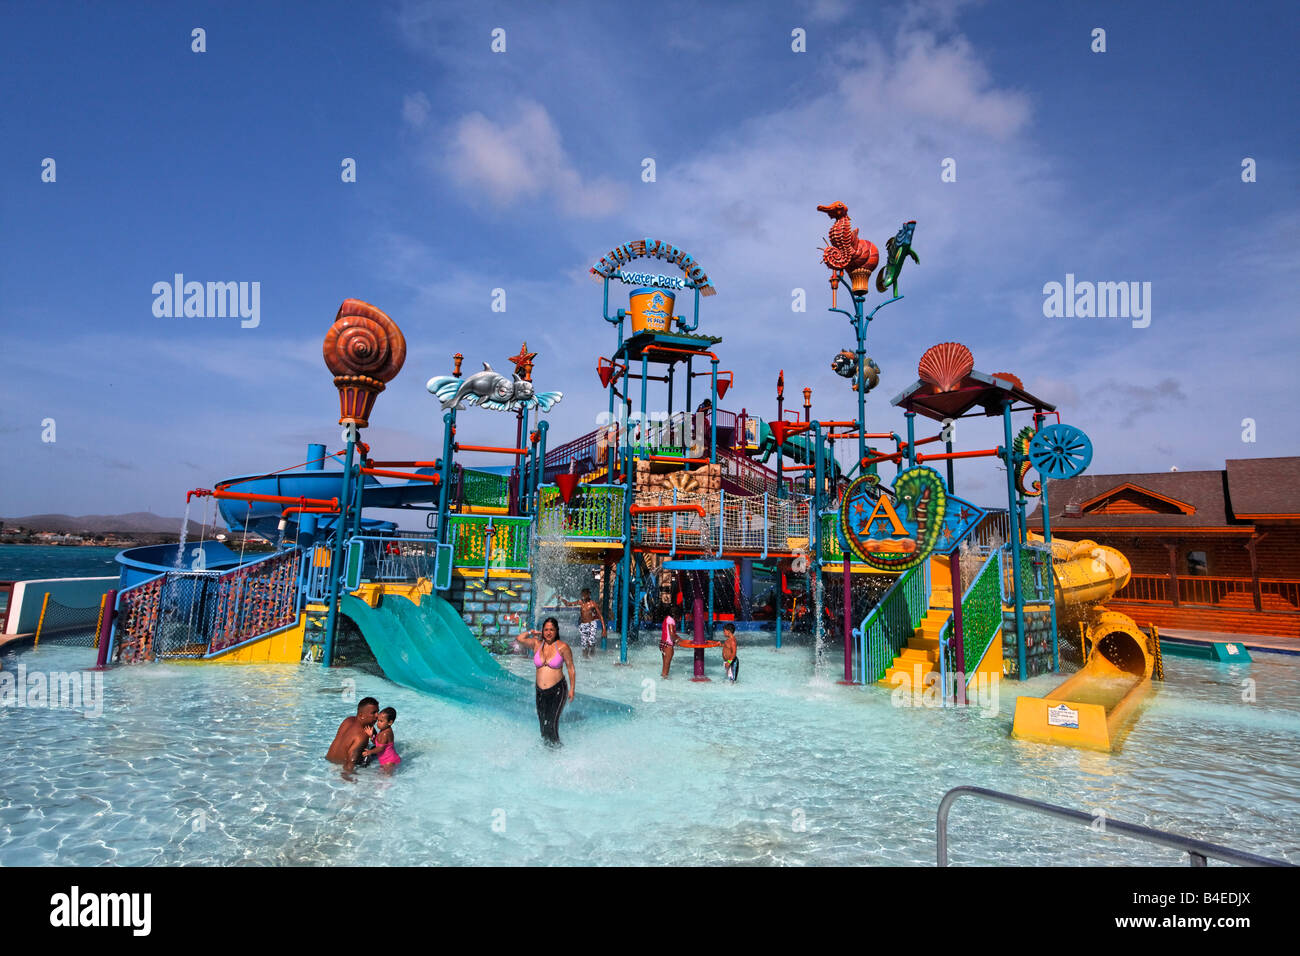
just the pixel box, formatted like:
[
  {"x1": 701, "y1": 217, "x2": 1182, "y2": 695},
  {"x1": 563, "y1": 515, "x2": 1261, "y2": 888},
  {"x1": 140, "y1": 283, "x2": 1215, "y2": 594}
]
[
  {"x1": 1224, "y1": 457, "x2": 1300, "y2": 518},
  {"x1": 1027, "y1": 456, "x2": 1300, "y2": 531}
]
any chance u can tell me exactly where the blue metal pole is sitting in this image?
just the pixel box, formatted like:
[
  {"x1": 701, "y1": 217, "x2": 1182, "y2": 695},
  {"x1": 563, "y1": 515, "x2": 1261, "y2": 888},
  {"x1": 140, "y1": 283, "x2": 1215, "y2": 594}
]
[
  {"x1": 301, "y1": 443, "x2": 326, "y2": 549},
  {"x1": 905, "y1": 412, "x2": 917, "y2": 467},
  {"x1": 1002, "y1": 399, "x2": 1026, "y2": 679},
  {"x1": 437, "y1": 410, "x2": 456, "y2": 543},
  {"x1": 322, "y1": 431, "x2": 356, "y2": 668},
  {"x1": 853, "y1": 291, "x2": 867, "y2": 466}
]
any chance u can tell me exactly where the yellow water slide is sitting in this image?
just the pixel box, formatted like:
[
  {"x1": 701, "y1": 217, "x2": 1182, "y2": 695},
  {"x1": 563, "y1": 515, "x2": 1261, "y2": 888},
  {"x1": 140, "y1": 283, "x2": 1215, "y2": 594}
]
[{"x1": 1011, "y1": 534, "x2": 1155, "y2": 751}]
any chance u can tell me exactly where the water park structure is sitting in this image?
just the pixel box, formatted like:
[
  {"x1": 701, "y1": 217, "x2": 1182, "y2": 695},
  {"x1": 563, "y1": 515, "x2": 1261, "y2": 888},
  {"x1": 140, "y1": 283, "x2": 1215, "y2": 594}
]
[{"x1": 21, "y1": 201, "x2": 1261, "y2": 756}]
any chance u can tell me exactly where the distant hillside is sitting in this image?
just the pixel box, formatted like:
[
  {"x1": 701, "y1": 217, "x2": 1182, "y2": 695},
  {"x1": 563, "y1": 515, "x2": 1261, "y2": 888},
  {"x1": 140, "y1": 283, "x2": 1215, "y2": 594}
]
[{"x1": 1, "y1": 512, "x2": 217, "y2": 534}]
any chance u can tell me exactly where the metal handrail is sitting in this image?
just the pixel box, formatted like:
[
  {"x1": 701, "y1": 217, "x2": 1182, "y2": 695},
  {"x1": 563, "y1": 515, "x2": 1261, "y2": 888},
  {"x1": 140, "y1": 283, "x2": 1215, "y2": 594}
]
[{"x1": 937, "y1": 786, "x2": 1292, "y2": 867}]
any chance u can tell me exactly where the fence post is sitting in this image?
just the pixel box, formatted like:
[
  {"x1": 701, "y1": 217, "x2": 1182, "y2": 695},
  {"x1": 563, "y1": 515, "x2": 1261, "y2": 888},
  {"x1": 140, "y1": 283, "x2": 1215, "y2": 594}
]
[
  {"x1": 95, "y1": 590, "x2": 117, "y2": 668},
  {"x1": 34, "y1": 591, "x2": 51, "y2": 646}
]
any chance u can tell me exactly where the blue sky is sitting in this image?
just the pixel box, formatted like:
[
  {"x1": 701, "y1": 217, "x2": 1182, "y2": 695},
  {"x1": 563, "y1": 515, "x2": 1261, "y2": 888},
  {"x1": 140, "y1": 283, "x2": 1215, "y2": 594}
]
[{"x1": 2, "y1": 0, "x2": 1296, "y2": 523}]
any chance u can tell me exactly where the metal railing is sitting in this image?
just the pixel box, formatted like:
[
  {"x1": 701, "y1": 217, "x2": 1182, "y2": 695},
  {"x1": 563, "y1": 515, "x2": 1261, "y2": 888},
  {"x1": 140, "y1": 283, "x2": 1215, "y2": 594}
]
[
  {"x1": 718, "y1": 445, "x2": 791, "y2": 496},
  {"x1": 112, "y1": 549, "x2": 302, "y2": 662},
  {"x1": 971, "y1": 509, "x2": 1010, "y2": 554},
  {"x1": 445, "y1": 514, "x2": 530, "y2": 571},
  {"x1": 937, "y1": 786, "x2": 1292, "y2": 867},
  {"x1": 452, "y1": 467, "x2": 513, "y2": 511},
  {"x1": 854, "y1": 561, "x2": 929, "y2": 684},
  {"x1": 940, "y1": 550, "x2": 1003, "y2": 683},
  {"x1": 537, "y1": 484, "x2": 625, "y2": 541},
  {"x1": 1001, "y1": 542, "x2": 1054, "y2": 604},
  {"x1": 630, "y1": 490, "x2": 812, "y2": 555}
]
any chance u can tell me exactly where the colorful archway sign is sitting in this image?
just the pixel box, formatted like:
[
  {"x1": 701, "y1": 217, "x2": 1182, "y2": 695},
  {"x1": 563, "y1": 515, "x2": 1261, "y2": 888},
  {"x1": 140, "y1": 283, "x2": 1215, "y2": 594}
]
[
  {"x1": 839, "y1": 467, "x2": 985, "y2": 571},
  {"x1": 590, "y1": 238, "x2": 716, "y2": 297}
]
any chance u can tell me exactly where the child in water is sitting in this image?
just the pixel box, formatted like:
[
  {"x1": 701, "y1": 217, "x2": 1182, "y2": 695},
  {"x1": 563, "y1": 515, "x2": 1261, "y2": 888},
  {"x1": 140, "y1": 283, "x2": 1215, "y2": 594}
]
[{"x1": 365, "y1": 707, "x2": 401, "y2": 769}]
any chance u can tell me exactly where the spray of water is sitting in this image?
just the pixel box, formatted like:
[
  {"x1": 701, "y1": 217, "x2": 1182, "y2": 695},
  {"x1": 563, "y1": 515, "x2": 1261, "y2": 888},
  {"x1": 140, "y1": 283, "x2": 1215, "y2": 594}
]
[{"x1": 173, "y1": 498, "x2": 193, "y2": 569}]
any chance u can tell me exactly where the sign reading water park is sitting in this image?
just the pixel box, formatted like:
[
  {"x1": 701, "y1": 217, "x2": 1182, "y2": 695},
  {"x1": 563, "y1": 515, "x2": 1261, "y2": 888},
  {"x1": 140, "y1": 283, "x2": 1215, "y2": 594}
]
[
  {"x1": 839, "y1": 466, "x2": 985, "y2": 572},
  {"x1": 591, "y1": 238, "x2": 717, "y2": 296}
]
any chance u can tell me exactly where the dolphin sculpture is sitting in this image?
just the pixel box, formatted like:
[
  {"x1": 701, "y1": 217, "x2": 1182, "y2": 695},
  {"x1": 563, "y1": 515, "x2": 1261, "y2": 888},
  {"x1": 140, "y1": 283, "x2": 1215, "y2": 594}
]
[{"x1": 427, "y1": 363, "x2": 562, "y2": 412}]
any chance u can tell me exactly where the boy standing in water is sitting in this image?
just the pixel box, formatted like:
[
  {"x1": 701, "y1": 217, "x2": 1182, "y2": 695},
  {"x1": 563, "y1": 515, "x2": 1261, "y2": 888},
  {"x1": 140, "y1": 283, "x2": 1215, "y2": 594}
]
[
  {"x1": 721, "y1": 623, "x2": 739, "y2": 682},
  {"x1": 563, "y1": 588, "x2": 606, "y2": 660}
]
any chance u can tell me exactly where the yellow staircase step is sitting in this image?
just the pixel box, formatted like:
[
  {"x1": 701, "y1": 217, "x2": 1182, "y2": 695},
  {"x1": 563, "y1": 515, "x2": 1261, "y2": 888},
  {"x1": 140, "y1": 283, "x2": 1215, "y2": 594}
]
[
  {"x1": 909, "y1": 636, "x2": 940, "y2": 651},
  {"x1": 900, "y1": 646, "x2": 937, "y2": 663}
]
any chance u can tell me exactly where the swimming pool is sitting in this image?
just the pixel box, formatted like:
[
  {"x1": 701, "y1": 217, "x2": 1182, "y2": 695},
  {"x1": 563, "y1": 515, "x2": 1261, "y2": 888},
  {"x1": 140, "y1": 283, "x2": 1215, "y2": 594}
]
[{"x1": 1, "y1": 639, "x2": 1296, "y2": 866}]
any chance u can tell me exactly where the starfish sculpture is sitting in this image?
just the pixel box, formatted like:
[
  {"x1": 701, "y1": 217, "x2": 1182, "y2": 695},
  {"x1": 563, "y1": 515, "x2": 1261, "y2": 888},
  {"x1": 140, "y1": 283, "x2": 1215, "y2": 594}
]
[{"x1": 507, "y1": 342, "x2": 538, "y2": 381}]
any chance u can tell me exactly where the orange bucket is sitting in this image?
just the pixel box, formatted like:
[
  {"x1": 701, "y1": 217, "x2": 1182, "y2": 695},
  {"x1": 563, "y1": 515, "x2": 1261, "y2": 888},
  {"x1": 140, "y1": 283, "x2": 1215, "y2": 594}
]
[{"x1": 628, "y1": 288, "x2": 675, "y2": 334}]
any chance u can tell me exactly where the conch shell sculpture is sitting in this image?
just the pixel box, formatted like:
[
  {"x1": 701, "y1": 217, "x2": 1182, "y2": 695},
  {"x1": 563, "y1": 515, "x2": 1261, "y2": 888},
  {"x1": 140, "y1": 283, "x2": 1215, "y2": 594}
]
[{"x1": 323, "y1": 298, "x2": 407, "y2": 427}]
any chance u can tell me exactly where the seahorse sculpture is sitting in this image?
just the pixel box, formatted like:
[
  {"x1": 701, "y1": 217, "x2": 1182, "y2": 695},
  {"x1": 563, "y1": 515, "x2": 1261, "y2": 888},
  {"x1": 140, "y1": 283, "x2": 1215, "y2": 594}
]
[
  {"x1": 840, "y1": 466, "x2": 947, "y2": 572},
  {"x1": 1013, "y1": 425, "x2": 1042, "y2": 497},
  {"x1": 892, "y1": 466, "x2": 947, "y2": 566},
  {"x1": 817, "y1": 202, "x2": 879, "y2": 304},
  {"x1": 875, "y1": 220, "x2": 920, "y2": 296}
]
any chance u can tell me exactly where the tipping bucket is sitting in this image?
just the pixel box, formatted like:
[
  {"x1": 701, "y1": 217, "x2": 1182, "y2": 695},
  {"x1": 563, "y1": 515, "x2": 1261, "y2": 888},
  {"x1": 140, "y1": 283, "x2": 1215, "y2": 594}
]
[{"x1": 628, "y1": 288, "x2": 675, "y2": 334}]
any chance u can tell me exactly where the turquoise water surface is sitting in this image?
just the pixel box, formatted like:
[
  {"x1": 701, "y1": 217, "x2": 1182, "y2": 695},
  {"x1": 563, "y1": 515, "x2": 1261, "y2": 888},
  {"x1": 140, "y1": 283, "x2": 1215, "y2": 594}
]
[
  {"x1": 0, "y1": 545, "x2": 122, "y2": 582},
  {"x1": 1, "y1": 636, "x2": 1296, "y2": 866}
]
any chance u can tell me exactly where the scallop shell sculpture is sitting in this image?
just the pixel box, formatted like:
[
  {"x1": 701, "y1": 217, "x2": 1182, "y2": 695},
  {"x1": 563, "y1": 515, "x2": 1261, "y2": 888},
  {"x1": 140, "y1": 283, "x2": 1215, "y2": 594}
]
[
  {"x1": 991, "y1": 372, "x2": 1024, "y2": 391},
  {"x1": 323, "y1": 298, "x2": 407, "y2": 427},
  {"x1": 917, "y1": 342, "x2": 974, "y2": 393}
]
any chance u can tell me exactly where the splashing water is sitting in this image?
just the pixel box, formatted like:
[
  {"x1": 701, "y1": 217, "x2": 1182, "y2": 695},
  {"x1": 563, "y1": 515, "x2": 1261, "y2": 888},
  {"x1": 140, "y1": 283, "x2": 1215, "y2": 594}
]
[{"x1": 173, "y1": 498, "x2": 193, "y2": 570}]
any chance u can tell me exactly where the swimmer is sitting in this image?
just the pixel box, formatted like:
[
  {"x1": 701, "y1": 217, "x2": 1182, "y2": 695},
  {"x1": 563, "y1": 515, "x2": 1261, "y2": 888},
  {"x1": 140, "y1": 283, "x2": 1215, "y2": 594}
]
[
  {"x1": 326, "y1": 697, "x2": 379, "y2": 768},
  {"x1": 517, "y1": 618, "x2": 575, "y2": 747}
]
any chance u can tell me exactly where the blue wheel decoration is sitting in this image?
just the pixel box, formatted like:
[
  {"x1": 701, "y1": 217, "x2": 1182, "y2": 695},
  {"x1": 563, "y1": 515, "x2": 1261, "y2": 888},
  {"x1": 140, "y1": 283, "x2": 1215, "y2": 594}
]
[{"x1": 1028, "y1": 423, "x2": 1092, "y2": 479}]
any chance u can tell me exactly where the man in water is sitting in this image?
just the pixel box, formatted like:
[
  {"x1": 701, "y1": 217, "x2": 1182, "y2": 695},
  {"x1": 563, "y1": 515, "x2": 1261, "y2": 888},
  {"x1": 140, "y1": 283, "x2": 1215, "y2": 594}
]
[
  {"x1": 562, "y1": 588, "x2": 606, "y2": 660},
  {"x1": 326, "y1": 696, "x2": 379, "y2": 767}
]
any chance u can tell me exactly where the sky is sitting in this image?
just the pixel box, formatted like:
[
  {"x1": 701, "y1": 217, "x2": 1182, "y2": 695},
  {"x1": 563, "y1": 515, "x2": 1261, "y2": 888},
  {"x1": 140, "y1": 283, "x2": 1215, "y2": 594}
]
[{"x1": 1, "y1": 0, "x2": 1296, "y2": 526}]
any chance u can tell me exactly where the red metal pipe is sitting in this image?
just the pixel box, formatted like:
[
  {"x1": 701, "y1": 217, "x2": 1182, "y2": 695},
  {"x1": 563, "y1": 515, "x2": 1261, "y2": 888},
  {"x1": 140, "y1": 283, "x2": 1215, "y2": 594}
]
[
  {"x1": 366, "y1": 460, "x2": 441, "y2": 468},
  {"x1": 193, "y1": 489, "x2": 340, "y2": 508},
  {"x1": 360, "y1": 468, "x2": 442, "y2": 483},
  {"x1": 900, "y1": 434, "x2": 944, "y2": 450},
  {"x1": 647, "y1": 455, "x2": 712, "y2": 464},
  {"x1": 281, "y1": 506, "x2": 339, "y2": 517},
  {"x1": 453, "y1": 444, "x2": 527, "y2": 456},
  {"x1": 914, "y1": 448, "x2": 999, "y2": 463},
  {"x1": 629, "y1": 504, "x2": 707, "y2": 518},
  {"x1": 861, "y1": 452, "x2": 903, "y2": 468}
]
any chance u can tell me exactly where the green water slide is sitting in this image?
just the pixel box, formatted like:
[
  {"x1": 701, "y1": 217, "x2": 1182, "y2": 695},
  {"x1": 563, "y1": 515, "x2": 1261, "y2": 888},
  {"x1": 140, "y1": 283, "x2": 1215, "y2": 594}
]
[
  {"x1": 339, "y1": 593, "x2": 630, "y2": 721},
  {"x1": 755, "y1": 420, "x2": 865, "y2": 482}
]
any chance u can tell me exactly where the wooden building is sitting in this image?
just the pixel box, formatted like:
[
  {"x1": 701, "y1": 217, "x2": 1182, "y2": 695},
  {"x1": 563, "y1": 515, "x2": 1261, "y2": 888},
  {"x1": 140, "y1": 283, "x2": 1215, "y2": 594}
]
[{"x1": 1027, "y1": 456, "x2": 1300, "y2": 637}]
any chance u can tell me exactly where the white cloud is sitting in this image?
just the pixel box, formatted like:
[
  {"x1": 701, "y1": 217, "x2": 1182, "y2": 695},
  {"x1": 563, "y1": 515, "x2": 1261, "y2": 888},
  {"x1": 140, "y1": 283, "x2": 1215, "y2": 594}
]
[
  {"x1": 402, "y1": 92, "x2": 431, "y2": 128},
  {"x1": 443, "y1": 101, "x2": 624, "y2": 217}
]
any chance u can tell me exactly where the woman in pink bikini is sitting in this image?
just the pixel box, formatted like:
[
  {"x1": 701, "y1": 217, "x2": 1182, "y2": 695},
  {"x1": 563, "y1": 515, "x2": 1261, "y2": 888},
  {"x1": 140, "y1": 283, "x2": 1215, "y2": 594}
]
[{"x1": 517, "y1": 617, "x2": 576, "y2": 747}]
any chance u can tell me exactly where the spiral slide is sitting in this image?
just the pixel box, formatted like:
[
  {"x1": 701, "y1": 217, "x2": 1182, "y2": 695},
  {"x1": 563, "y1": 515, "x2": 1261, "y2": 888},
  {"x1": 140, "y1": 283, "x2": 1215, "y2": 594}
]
[
  {"x1": 1011, "y1": 536, "x2": 1155, "y2": 752},
  {"x1": 339, "y1": 591, "x2": 631, "y2": 722}
]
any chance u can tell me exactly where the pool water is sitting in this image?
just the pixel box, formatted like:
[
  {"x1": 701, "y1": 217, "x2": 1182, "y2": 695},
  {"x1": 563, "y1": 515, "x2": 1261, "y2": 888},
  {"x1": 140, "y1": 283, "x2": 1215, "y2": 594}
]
[{"x1": 1, "y1": 638, "x2": 1296, "y2": 866}]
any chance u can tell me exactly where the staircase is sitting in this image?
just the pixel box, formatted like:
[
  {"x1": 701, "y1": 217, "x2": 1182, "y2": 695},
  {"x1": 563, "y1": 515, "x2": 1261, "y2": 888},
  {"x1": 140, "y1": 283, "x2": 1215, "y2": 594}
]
[{"x1": 880, "y1": 555, "x2": 953, "y2": 688}]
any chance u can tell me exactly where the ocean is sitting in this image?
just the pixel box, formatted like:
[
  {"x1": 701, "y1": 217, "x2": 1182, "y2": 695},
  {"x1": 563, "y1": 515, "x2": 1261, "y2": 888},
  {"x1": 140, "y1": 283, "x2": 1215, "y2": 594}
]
[{"x1": 0, "y1": 545, "x2": 123, "y2": 582}]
